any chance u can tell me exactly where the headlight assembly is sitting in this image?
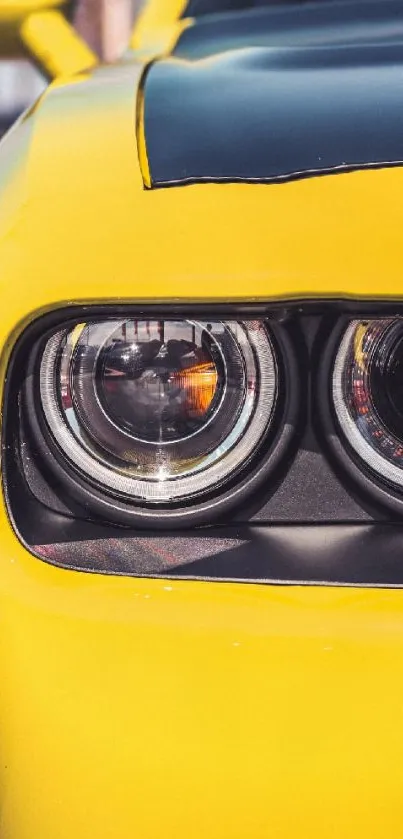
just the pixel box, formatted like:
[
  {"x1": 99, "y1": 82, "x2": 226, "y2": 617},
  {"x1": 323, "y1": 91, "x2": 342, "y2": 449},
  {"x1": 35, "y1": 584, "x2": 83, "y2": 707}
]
[
  {"x1": 22, "y1": 314, "x2": 298, "y2": 528},
  {"x1": 9, "y1": 302, "x2": 403, "y2": 584},
  {"x1": 333, "y1": 317, "x2": 403, "y2": 500}
]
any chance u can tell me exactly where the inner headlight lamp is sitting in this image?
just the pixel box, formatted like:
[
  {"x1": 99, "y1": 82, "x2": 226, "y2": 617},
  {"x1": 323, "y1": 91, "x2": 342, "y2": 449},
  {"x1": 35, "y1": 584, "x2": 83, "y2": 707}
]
[{"x1": 38, "y1": 318, "x2": 278, "y2": 505}]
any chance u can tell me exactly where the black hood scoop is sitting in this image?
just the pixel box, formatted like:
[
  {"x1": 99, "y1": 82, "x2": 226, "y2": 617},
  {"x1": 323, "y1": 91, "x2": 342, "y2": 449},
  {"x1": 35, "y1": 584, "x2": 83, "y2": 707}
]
[{"x1": 143, "y1": 0, "x2": 403, "y2": 186}]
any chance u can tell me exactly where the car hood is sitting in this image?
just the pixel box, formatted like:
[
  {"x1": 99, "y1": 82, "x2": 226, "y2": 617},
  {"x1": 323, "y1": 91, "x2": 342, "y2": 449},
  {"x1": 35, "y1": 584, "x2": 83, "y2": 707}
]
[
  {"x1": 143, "y1": 0, "x2": 403, "y2": 185},
  {"x1": 2, "y1": 31, "x2": 403, "y2": 322}
]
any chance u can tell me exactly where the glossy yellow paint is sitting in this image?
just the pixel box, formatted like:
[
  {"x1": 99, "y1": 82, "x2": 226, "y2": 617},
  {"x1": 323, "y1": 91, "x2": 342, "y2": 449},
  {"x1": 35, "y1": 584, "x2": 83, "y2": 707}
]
[
  {"x1": 21, "y1": 9, "x2": 97, "y2": 78},
  {"x1": 2, "y1": 520, "x2": 403, "y2": 839},
  {"x1": 2, "y1": 57, "x2": 403, "y2": 838}
]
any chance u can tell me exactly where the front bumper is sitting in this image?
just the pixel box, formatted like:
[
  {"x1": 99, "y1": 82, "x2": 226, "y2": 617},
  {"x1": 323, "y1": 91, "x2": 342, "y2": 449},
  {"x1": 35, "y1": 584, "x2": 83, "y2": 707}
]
[{"x1": 0, "y1": 500, "x2": 402, "y2": 838}]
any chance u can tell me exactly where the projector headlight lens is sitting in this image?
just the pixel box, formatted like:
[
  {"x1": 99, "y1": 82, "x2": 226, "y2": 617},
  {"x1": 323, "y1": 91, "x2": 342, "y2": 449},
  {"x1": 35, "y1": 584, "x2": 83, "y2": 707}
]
[{"x1": 38, "y1": 318, "x2": 278, "y2": 504}]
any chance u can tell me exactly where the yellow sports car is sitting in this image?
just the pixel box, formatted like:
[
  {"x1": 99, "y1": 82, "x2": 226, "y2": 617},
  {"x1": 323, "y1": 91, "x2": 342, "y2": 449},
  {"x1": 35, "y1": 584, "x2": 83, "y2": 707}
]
[{"x1": 1, "y1": 0, "x2": 403, "y2": 836}]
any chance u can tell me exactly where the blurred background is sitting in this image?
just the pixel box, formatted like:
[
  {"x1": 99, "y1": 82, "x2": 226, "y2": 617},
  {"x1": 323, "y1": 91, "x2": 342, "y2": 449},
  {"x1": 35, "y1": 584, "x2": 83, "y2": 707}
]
[{"x1": 0, "y1": 0, "x2": 143, "y2": 139}]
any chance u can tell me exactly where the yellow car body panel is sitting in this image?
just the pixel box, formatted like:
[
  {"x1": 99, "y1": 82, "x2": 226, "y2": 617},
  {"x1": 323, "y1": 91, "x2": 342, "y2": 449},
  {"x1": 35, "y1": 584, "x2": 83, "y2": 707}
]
[
  {"x1": 1, "y1": 8, "x2": 403, "y2": 837},
  {"x1": 1, "y1": 523, "x2": 403, "y2": 839}
]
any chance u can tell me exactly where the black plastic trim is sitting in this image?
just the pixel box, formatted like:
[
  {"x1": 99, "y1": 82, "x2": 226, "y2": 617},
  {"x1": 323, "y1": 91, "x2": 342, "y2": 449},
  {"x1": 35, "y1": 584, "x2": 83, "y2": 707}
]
[{"x1": 5, "y1": 436, "x2": 403, "y2": 587}]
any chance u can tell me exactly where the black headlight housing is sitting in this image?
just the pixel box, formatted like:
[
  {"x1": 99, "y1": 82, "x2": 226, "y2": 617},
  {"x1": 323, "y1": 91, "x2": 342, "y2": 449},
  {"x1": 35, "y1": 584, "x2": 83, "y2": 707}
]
[{"x1": 6, "y1": 301, "x2": 403, "y2": 588}]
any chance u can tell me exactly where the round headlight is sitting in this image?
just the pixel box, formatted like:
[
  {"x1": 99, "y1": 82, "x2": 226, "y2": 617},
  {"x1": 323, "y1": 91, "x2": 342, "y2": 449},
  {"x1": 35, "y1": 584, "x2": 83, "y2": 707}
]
[
  {"x1": 333, "y1": 318, "x2": 403, "y2": 491},
  {"x1": 36, "y1": 318, "x2": 281, "y2": 513}
]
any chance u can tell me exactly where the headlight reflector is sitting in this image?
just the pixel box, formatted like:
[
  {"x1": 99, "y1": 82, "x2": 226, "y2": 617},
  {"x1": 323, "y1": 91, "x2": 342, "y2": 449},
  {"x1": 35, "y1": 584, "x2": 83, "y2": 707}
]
[{"x1": 39, "y1": 318, "x2": 278, "y2": 503}]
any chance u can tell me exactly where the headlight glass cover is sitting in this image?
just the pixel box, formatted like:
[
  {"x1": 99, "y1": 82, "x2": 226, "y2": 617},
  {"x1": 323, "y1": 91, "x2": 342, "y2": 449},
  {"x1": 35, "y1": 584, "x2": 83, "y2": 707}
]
[
  {"x1": 333, "y1": 318, "x2": 403, "y2": 490},
  {"x1": 39, "y1": 318, "x2": 277, "y2": 503}
]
